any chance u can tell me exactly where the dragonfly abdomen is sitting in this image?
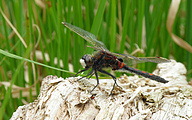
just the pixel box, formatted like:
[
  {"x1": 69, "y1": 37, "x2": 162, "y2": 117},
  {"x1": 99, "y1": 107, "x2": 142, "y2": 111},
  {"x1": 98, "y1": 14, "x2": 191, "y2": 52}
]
[{"x1": 123, "y1": 66, "x2": 168, "y2": 83}]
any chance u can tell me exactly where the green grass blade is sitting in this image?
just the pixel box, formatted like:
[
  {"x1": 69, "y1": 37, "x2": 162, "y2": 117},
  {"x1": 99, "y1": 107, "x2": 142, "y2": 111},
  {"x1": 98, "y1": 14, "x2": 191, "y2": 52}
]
[
  {"x1": 0, "y1": 49, "x2": 74, "y2": 74},
  {"x1": 137, "y1": 0, "x2": 145, "y2": 48},
  {"x1": 109, "y1": 0, "x2": 116, "y2": 52},
  {"x1": 120, "y1": 0, "x2": 130, "y2": 53},
  {"x1": 185, "y1": 0, "x2": 192, "y2": 79}
]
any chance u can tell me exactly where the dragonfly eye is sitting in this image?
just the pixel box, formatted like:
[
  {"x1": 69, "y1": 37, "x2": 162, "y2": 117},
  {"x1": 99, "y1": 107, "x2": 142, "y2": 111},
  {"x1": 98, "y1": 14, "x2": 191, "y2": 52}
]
[
  {"x1": 82, "y1": 54, "x2": 93, "y2": 64},
  {"x1": 118, "y1": 58, "x2": 123, "y2": 62}
]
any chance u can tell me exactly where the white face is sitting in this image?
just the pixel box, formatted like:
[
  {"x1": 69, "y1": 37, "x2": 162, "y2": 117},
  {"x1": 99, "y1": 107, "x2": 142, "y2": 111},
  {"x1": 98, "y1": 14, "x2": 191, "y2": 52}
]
[{"x1": 80, "y1": 59, "x2": 86, "y2": 68}]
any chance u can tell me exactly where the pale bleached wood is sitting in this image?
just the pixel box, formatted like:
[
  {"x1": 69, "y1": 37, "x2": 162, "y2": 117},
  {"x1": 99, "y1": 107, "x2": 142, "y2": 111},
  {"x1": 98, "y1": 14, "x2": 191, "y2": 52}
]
[{"x1": 11, "y1": 60, "x2": 192, "y2": 120}]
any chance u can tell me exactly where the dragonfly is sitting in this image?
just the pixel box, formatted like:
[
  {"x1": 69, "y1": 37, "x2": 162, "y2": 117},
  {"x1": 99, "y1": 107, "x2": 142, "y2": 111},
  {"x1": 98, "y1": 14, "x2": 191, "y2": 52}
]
[{"x1": 62, "y1": 22, "x2": 170, "y2": 96}]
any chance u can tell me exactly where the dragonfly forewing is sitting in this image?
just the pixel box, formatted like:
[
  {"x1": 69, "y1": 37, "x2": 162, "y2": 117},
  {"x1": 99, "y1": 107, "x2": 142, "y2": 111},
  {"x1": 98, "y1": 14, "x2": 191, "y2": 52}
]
[{"x1": 62, "y1": 22, "x2": 108, "y2": 51}]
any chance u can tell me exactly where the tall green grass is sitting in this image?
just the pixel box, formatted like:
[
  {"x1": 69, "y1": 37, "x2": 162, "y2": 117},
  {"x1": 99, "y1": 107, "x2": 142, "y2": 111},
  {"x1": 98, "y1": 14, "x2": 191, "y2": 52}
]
[{"x1": 0, "y1": 0, "x2": 191, "y2": 119}]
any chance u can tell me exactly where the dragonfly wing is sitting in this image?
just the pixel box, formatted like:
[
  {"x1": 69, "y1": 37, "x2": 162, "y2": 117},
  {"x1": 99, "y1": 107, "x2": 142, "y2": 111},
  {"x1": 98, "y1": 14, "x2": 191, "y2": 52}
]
[
  {"x1": 137, "y1": 57, "x2": 171, "y2": 63},
  {"x1": 111, "y1": 52, "x2": 170, "y2": 65},
  {"x1": 63, "y1": 22, "x2": 108, "y2": 51},
  {"x1": 110, "y1": 52, "x2": 141, "y2": 65}
]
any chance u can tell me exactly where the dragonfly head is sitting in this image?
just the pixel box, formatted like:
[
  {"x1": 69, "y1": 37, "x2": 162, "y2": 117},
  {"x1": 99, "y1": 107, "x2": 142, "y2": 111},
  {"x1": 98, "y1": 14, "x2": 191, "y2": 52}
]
[{"x1": 80, "y1": 54, "x2": 93, "y2": 68}]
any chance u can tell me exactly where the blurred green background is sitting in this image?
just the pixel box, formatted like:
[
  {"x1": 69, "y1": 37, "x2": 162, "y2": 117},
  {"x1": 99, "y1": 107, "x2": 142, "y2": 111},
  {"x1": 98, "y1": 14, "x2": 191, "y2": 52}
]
[{"x1": 0, "y1": 0, "x2": 192, "y2": 119}]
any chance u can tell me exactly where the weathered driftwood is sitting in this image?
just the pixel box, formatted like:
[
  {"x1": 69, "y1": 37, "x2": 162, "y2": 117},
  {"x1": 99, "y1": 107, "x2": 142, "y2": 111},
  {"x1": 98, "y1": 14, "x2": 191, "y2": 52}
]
[{"x1": 11, "y1": 60, "x2": 192, "y2": 120}]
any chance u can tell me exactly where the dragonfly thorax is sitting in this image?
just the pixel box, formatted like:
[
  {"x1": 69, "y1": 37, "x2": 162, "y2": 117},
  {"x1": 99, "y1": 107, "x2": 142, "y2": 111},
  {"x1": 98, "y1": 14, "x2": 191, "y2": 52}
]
[{"x1": 80, "y1": 54, "x2": 94, "y2": 68}]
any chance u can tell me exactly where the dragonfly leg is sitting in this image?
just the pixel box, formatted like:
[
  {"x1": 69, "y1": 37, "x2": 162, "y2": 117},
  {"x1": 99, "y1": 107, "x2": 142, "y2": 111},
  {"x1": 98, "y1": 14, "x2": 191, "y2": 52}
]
[
  {"x1": 90, "y1": 70, "x2": 99, "y2": 94},
  {"x1": 88, "y1": 72, "x2": 95, "y2": 79},
  {"x1": 98, "y1": 69, "x2": 123, "y2": 95},
  {"x1": 76, "y1": 69, "x2": 94, "y2": 81},
  {"x1": 74, "y1": 66, "x2": 90, "y2": 77}
]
